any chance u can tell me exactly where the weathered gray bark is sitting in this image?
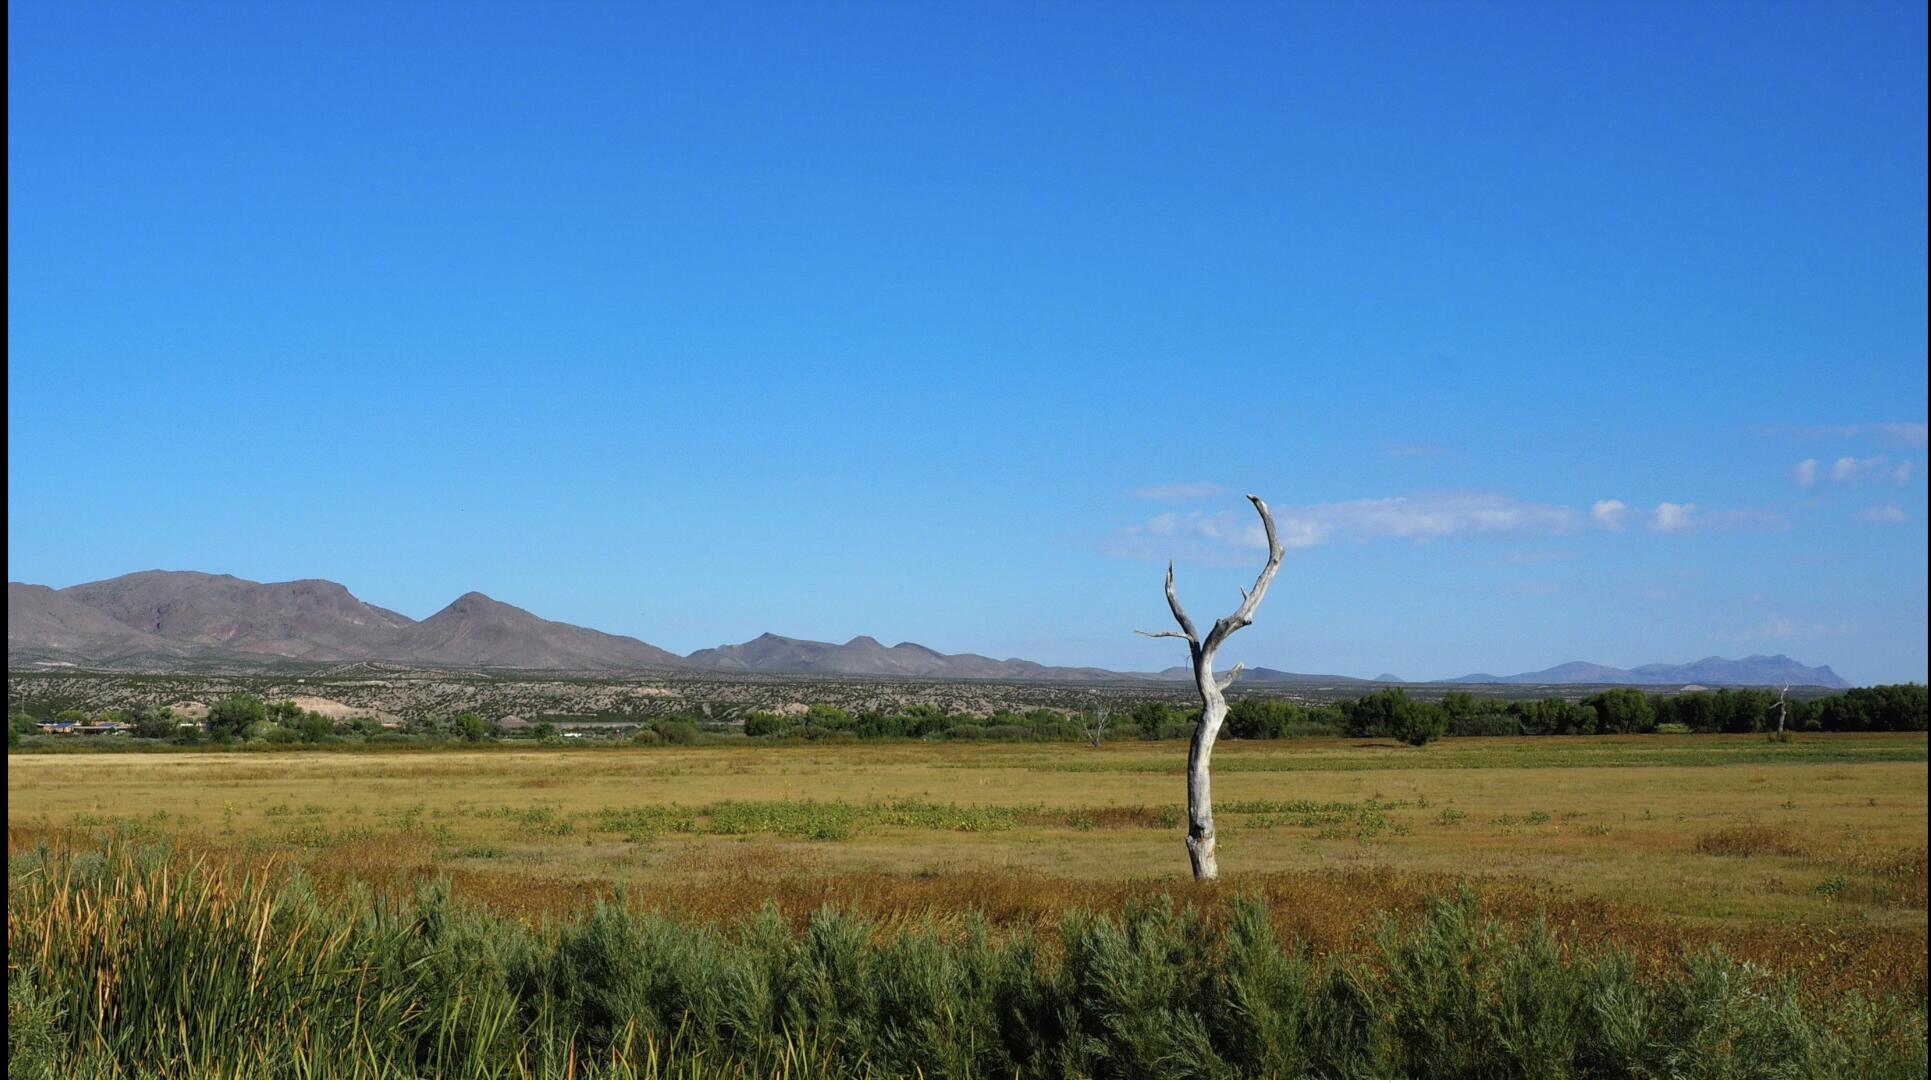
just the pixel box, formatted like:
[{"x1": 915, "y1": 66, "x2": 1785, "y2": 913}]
[
  {"x1": 1776, "y1": 685, "x2": 1789, "y2": 734},
  {"x1": 1136, "y1": 494, "x2": 1286, "y2": 880}
]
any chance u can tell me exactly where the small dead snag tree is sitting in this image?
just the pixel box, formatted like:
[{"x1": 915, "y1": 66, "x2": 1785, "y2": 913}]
[
  {"x1": 1137, "y1": 494, "x2": 1286, "y2": 880},
  {"x1": 1079, "y1": 705, "x2": 1112, "y2": 749}
]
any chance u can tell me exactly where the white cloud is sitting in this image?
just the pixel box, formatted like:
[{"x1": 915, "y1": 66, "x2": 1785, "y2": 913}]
[
  {"x1": 1591, "y1": 499, "x2": 1629, "y2": 529},
  {"x1": 1868, "y1": 423, "x2": 1926, "y2": 447},
  {"x1": 1113, "y1": 491, "x2": 1779, "y2": 560},
  {"x1": 1649, "y1": 502, "x2": 1696, "y2": 532},
  {"x1": 1132, "y1": 482, "x2": 1226, "y2": 501},
  {"x1": 1861, "y1": 504, "x2": 1909, "y2": 524},
  {"x1": 1273, "y1": 493, "x2": 1581, "y2": 547},
  {"x1": 1822, "y1": 455, "x2": 1920, "y2": 485},
  {"x1": 1832, "y1": 456, "x2": 1879, "y2": 482},
  {"x1": 1791, "y1": 459, "x2": 1819, "y2": 487},
  {"x1": 1759, "y1": 422, "x2": 1929, "y2": 448},
  {"x1": 1118, "y1": 492, "x2": 1581, "y2": 557}
]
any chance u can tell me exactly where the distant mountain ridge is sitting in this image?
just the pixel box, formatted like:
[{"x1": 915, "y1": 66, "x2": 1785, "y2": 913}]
[
  {"x1": 5, "y1": 570, "x2": 1857, "y2": 687},
  {"x1": 686, "y1": 632, "x2": 1122, "y2": 681},
  {"x1": 1440, "y1": 655, "x2": 1850, "y2": 690},
  {"x1": 1149, "y1": 665, "x2": 1376, "y2": 686},
  {"x1": 9, "y1": 571, "x2": 681, "y2": 672}
]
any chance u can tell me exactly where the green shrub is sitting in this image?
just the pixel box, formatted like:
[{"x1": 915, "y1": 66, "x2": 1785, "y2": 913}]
[
  {"x1": 653, "y1": 717, "x2": 702, "y2": 745},
  {"x1": 1156, "y1": 719, "x2": 1196, "y2": 741},
  {"x1": 10, "y1": 844, "x2": 1926, "y2": 1079},
  {"x1": 7, "y1": 970, "x2": 67, "y2": 1078},
  {"x1": 204, "y1": 694, "x2": 267, "y2": 742}
]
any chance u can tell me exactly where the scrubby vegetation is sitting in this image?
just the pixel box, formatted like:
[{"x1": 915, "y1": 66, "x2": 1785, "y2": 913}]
[
  {"x1": 8, "y1": 840, "x2": 1923, "y2": 1079},
  {"x1": 735, "y1": 686, "x2": 1926, "y2": 744},
  {"x1": 11, "y1": 669, "x2": 1925, "y2": 753}
]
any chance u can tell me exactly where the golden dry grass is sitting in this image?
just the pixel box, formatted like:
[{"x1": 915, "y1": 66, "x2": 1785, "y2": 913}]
[{"x1": 9, "y1": 734, "x2": 1926, "y2": 1000}]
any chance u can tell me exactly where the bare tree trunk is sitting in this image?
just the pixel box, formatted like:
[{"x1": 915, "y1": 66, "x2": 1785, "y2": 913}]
[
  {"x1": 1776, "y1": 684, "x2": 1789, "y2": 734},
  {"x1": 1137, "y1": 494, "x2": 1286, "y2": 881},
  {"x1": 1081, "y1": 705, "x2": 1111, "y2": 749}
]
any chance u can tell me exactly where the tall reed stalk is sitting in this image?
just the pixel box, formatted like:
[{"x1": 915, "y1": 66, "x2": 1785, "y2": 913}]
[{"x1": 9, "y1": 840, "x2": 1925, "y2": 1079}]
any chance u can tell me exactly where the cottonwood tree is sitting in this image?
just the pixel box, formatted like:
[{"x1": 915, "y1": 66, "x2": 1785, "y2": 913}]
[{"x1": 1137, "y1": 494, "x2": 1286, "y2": 880}]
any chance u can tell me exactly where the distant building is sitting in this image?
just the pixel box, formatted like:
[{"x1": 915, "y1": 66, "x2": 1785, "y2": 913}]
[{"x1": 36, "y1": 719, "x2": 130, "y2": 736}]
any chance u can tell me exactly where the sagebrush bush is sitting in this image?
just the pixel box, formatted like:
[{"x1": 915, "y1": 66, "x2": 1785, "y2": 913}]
[{"x1": 8, "y1": 842, "x2": 1926, "y2": 1079}]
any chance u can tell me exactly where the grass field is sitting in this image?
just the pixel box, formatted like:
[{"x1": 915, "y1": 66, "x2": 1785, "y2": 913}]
[
  {"x1": 10, "y1": 735, "x2": 1925, "y2": 948},
  {"x1": 9, "y1": 733, "x2": 1927, "y2": 1076},
  {"x1": 9, "y1": 734, "x2": 1925, "y2": 916}
]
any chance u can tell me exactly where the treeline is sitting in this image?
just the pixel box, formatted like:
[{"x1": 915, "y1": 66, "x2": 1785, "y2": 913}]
[
  {"x1": 13, "y1": 685, "x2": 1925, "y2": 750},
  {"x1": 744, "y1": 704, "x2": 1114, "y2": 742},
  {"x1": 10, "y1": 843, "x2": 1924, "y2": 1078},
  {"x1": 1227, "y1": 685, "x2": 1929, "y2": 743},
  {"x1": 743, "y1": 685, "x2": 1928, "y2": 745}
]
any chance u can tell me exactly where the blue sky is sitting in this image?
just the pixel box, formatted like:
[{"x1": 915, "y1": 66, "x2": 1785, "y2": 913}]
[{"x1": 8, "y1": 0, "x2": 1927, "y2": 683}]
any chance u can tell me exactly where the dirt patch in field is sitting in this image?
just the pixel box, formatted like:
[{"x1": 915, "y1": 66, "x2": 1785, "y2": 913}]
[{"x1": 284, "y1": 696, "x2": 404, "y2": 726}]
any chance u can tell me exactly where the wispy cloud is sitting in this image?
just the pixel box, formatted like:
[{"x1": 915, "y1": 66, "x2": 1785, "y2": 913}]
[
  {"x1": 1653, "y1": 503, "x2": 1789, "y2": 534},
  {"x1": 1841, "y1": 455, "x2": 1916, "y2": 485},
  {"x1": 1758, "y1": 422, "x2": 1928, "y2": 448},
  {"x1": 1649, "y1": 502, "x2": 1696, "y2": 532},
  {"x1": 1716, "y1": 615, "x2": 1857, "y2": 643},
  {"x1": 1792, "y1": 454, "x2": 1914, "y2": 487},
  {"x1": 1116, "y1": 492, "x2": 1580, "y2": 558},
  {"x1": 1112, "y1": 492, "x2": 1781, "y2": 560},
  {"x1": 1861, "y1": 504, "x2": 1909, "y2": 525},
  {"x1": 1131, "y1": 482, "x2": 1226, "y2": 501},
  {"x1": 1273, "y1": 493, "x2": 1581, "y2": 548}
]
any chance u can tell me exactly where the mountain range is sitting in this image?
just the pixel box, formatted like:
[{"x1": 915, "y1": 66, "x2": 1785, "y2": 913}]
[
  {"x1": 1440, "y1": 656, "x2": 1849, "y2": 689},
  {"x1": 8, "y1": 572, "x2": 682, "y2": 672},
  {"x1": 6, "y1": 570, "x2": 1853, "y2": 688}
]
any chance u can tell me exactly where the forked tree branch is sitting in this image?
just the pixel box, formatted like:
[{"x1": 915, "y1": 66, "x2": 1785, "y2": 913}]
[
  {"x1": 1200, "y1": 496, "x2": 1285, "y2": 659},
  {"x1": 1164, "y1": 562, "x2": 1200, "y2": 648},
  {"x1": 1140, "y1": 494, "x2": 1287, "y2": 881}
]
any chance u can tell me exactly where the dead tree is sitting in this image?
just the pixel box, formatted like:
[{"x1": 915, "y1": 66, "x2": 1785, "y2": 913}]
[
  {"x1": 1776, "y1": 684, "x2": 1790, "y2": 734},
  {"x1": 1079, "y1": 704, "x2": 1112, "y2": 749},
  {"x1": 1137, "y1": 494, "x2": 1286, "y2": 880}
]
